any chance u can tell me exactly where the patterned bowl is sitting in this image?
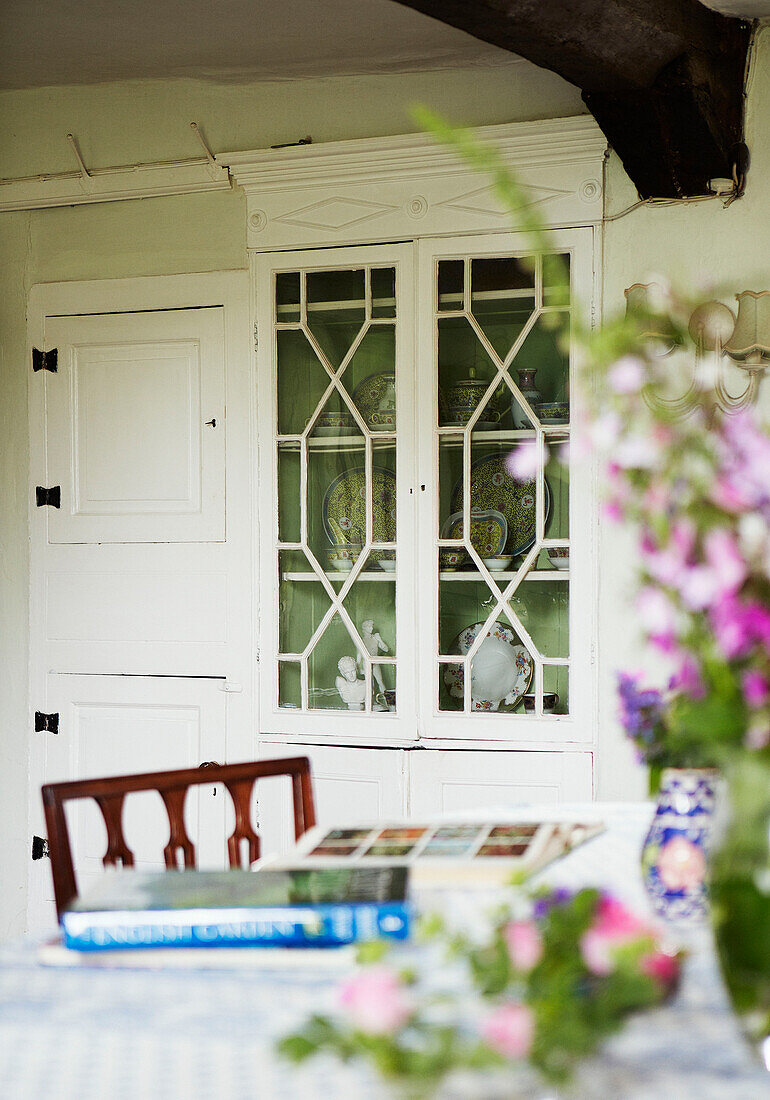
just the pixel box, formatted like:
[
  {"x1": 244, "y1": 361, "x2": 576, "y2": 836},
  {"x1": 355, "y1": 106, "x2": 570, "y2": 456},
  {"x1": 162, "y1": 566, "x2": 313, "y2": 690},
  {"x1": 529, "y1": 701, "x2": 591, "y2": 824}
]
[
  {"x1": 439, "y1": 547, "x2": 467, "y2": 571},
  {"x1": 534, "y1": 401, "x2": 569, "y2": 424},
  {"x1": 546, "y1": 547, "x2": 570, "y2": 570},
  {"x1": 326, "y1": 544, "x2": 362, "y2": 571},
  {"x1": 523, "y1": 692, "x2": 559, "y2": 714},
  {"x1": 312, "y1": 411, "x2": 358, "y2": 436},
  {"x1": 367, "y1": 409, "x2": 396, "y2": 430}
]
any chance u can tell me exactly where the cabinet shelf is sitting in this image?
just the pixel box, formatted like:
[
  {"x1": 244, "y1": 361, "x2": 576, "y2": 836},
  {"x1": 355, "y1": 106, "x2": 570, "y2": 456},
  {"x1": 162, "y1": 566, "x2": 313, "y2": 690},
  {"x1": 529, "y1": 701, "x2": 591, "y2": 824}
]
[
  {"x1": 278, "y1": 435, "x2": 395, "y2": 451},
  {"x1": 277, "y1": 427, "x2": 569, "y2": 451},
  {"x1": 282, "y1": 569, "x2": 568, "y2": 583},
  {"x1": 275, "y1": 288, "x2": 537, "y2": 318},
  {"x1": 438, "y1": 426, "x2": 569, "y2": 446}
]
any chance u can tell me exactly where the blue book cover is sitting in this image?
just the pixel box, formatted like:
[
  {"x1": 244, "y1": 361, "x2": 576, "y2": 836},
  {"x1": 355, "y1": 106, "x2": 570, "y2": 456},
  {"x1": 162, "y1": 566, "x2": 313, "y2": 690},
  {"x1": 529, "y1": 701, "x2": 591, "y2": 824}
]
[{"x1": 62, "y1": 867, "x2": 411, "y2": 952}]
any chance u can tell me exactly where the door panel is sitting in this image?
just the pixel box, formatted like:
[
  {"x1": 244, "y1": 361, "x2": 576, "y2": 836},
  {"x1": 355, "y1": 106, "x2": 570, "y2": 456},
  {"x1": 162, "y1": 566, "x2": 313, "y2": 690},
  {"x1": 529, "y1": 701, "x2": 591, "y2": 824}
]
[
  {"x1": 43, "y1": 308, "x2": 225, "y2": 543},
  {"x1": 408, "y1": 750, "x2": 593, "y2": 817},
  {"x1": 256, "y1": 742, "x2": 407, "y2": 858},
  {"x1": 29, "y1": 675, "x2": 228, "y2": 933}
]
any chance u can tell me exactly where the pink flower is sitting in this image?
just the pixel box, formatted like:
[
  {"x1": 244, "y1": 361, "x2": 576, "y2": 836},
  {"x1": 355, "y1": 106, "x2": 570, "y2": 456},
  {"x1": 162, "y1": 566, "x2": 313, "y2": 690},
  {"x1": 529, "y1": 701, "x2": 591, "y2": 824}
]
[
  {"x1": 614, "y1": 435, "x2": 661, "y2": 470},
  {"x1": 603, "y1": 500, "x2": 624, "y2": 522},
  {"x1": 710, "y1": 596, "x2": 770, "y2": 660},
  {"x1": 669, "y1": 654, "x2": 705, "y2": 698},
  {"x1": 580, "y1": 895, "x2": 649, "y2": 976},
  {"x1": 636, "y1": 587, "x2": 678, "y2": 636},
  {"x1": 709, "y1": 596, "x2": 753, "y2": 660},
  {"x1": 640, "y1": 949, "x2": 680, "y2": 990},
  {"x1": 607, "y1": 355, "x2": 646, "y2": 394},
  {"x1": 504, "y1": 921, "x2": 543, "y2": 972},
  {"x1": 657, "y1": 837, "x2": 706, "y2": 892},
  {"x1": 506, "y1": 440, "x2": 547, "y2": 481},
  {"x1": 743, "y1": 670, "x2": 770, "y2": 709},
  {"x1": 704, "y1": 529, "x2": 746, "y2": 596},
  {"x1": 679, "y1": 564, "x2": 722, "y2": 611},
  {"x1": 746, "y1": 718, "x2": 770, "y2": 750},
  {"x1": 641, "y1": 521, "x2": 695, "y2": 588},
  {"x1": 482, "y1": 1002, "x2": 535, "y2": 1060},
  {"x1": 338, "y1": 967, "x2": 411, "y2": 1035}
]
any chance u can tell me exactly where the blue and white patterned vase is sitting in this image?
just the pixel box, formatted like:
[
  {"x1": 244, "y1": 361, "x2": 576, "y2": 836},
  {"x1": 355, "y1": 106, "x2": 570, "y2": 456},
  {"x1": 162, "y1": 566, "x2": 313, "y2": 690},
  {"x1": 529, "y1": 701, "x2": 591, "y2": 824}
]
[{"x1": 641, "y1": 768, "x2": 719, "y2": 923}]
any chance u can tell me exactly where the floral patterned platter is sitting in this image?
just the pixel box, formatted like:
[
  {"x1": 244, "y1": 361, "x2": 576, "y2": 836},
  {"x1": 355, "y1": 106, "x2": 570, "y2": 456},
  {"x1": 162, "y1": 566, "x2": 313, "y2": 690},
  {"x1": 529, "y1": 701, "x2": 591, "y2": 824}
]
[
  {"x1": 450, "y1": 454, "x2": 550, "y2": 557},
  {"x1": 440, "y1": 509, "x2": 508, "y2": 558},
  {"x1": 322, "y1": 466, "x2": 396, "y2": 546},
  {"x1": 352, "y1": 371, "x2": 396, "y2": 430},
  {"x1": 443, "y1": 620, "x2": 533, "y2": 712}
]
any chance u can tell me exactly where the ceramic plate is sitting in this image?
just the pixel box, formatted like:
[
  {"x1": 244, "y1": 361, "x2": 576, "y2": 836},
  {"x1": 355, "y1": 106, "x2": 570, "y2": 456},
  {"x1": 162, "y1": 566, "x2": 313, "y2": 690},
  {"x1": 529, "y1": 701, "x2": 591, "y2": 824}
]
[
  {"x1": 450, "y1": 455, "x2": 550, "y2": 557},
  {"x1": 322, "y1": 466, "x2": 396, "y2": 545},
  {"x1": 352, "y1": 371, "x2": 396, "y2": 427},
  {"x1": 440, "y1": 509, "x2": 508, "y2": 558},
  {"x1": 443, "y1": 620, "x2": 533, "y2": 711}
]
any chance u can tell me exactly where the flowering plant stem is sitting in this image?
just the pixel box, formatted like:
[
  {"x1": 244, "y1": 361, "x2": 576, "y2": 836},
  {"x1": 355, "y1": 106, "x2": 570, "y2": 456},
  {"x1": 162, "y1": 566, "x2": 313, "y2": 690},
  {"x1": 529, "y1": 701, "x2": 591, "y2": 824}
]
[{"x1": 277, "y1": 888, "x2": 680, "y2": 1095}]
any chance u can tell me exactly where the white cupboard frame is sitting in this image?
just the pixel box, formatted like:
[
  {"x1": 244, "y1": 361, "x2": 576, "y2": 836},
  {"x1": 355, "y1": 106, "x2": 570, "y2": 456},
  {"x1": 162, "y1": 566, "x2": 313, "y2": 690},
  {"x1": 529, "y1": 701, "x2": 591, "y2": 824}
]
[{"x1": 236, "y1": 117, "x2": 606, "y2": 769}]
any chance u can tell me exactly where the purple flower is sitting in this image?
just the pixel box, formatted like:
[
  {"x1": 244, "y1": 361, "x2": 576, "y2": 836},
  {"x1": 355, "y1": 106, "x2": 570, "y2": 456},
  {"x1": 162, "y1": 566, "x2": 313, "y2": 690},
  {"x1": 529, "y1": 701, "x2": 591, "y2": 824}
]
[
  {"x1": 617, "y1": 673, "x2": 664, "y2": 741},
  {"x1": 533, "y1": 888, "x2": 573, "y2": 919}
]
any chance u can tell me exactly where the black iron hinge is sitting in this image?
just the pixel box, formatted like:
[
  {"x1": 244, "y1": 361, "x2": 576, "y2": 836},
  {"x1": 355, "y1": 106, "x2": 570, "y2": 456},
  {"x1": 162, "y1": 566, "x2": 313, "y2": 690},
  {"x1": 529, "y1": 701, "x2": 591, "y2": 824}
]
[
  {"x1": 36, "y1": 486, "x2": 60, "y2": 508},
  {"x1": 31, "y1": 836, "x2": 50, "y2": 860},
  {"x1": 34, "y1": 711, "x2": 59, "y2": 734},
  {"x1": 32, "y1": 348, "x2": 58, "y2": 373}
]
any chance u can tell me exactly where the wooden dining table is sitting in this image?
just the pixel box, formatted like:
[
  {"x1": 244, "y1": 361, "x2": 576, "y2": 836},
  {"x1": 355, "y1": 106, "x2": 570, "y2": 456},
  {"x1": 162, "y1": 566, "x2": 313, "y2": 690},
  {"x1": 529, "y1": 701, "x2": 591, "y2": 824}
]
[{"x1": 0, "y1": 803, "x2": 766, "y2": 1099}]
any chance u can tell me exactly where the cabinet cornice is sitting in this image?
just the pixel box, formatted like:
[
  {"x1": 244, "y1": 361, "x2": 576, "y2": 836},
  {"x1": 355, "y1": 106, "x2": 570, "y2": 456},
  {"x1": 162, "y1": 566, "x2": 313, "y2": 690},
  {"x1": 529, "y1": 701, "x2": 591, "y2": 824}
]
[{"x1": 225, "y1": 117, "x2": 607, "y2": 250}]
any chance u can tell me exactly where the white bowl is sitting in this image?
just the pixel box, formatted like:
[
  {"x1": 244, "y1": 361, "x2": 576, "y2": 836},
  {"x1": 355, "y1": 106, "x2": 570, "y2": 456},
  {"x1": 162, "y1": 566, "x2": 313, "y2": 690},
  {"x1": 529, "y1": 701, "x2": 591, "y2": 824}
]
[
  {"x1": 378, "y1": 560, "x2": 396, "y2": 573},
  {"x1": 546, "y1": 548, "x2": 569, "y2": 571},
  {"x1": 482, "y1": 556, "x2": 513, "y2": 572}
]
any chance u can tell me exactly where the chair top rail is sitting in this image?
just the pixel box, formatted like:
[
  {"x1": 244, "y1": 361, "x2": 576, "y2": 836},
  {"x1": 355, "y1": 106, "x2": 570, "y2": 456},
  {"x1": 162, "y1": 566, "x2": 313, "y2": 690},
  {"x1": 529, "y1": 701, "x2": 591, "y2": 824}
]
[{"x1": 41, "y1": 756, "x2": 312, "y2": 805}]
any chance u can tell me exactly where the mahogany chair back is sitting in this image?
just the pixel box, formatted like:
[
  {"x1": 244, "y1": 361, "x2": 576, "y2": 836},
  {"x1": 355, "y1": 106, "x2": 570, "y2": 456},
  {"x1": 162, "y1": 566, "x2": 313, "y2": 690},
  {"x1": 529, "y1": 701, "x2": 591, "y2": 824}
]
[{"x1": 41, "y1": 757, "x2": 316, "y2": 920}]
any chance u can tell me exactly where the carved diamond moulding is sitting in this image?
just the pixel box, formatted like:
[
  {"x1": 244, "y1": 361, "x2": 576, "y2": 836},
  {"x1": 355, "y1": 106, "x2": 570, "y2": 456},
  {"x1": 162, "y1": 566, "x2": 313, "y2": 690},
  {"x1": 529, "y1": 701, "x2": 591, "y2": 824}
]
[{"x1": 224, "y1": 117, "x2": 607, "y2": 250}]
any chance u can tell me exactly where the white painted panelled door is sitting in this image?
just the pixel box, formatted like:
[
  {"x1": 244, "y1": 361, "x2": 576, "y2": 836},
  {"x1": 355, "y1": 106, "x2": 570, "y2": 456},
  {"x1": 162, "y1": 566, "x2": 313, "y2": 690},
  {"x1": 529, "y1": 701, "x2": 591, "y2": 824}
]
[
  {"x1": 256, "y1": 743, "x2": 408, "y2": 859},
  {"x1": 408, "y1": 750, "x2": 593, "y2": 817},
  {"x1": 42, "y1": 308, "x2": 225, "y2": 543},
  {"x1": 29, "y1": 674, "x2": 228, "y2": 934}
]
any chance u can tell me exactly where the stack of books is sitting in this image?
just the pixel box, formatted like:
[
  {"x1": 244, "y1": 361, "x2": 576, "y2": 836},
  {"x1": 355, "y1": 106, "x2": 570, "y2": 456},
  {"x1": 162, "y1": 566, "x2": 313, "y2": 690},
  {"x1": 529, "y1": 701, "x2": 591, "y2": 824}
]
[{"x1": 43, "y1": 865, "x2": 409, "y2": 967}]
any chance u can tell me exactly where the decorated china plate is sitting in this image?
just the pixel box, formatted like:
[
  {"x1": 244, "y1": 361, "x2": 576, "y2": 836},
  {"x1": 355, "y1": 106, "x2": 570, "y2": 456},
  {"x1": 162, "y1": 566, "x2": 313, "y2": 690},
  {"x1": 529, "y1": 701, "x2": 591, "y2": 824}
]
[
  {"x1": 440, "y1": 509, "x2": 508, "y2": 559},
  {"x1": 322, "y1": 466, "x2": 396, "y2": 545},
  {"x1": 443, "y1": 621, "x2": 533, "y2": 712},
  {"x1": 450, "y1": 455, "x2": 550, "y2": 557},
  {"x1": 352, "y1": 371, "x2": 396, "y2": 429}
]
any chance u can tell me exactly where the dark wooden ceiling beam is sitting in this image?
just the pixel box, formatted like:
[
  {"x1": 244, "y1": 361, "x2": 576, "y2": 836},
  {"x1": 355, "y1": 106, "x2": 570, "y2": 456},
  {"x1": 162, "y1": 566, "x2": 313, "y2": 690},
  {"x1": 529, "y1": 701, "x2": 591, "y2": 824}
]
[{"x1": 392, "y1": 0, "x2": 753, "y2": 199}]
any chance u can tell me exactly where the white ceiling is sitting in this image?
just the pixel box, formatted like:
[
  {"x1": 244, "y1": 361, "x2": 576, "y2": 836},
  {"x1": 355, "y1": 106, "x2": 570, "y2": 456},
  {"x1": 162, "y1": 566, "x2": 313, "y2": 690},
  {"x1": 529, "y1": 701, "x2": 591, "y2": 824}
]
[
  {"x1": 0, "y1": 0, "x2": 514, "y2": 92},
  {"x1": 1, "y1": 0, "x2": 767, "y2": 93}
]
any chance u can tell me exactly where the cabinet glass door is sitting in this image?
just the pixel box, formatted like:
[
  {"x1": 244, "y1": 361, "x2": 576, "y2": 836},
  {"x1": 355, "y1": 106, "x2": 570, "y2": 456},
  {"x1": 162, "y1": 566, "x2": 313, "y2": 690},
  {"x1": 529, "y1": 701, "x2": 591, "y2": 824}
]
[
  {"x1": 419, "y1": 234, "x2": 593, "y2": 740},
  {"x1": 258, "y1": 246, "x2": 415, "y2": 737}
]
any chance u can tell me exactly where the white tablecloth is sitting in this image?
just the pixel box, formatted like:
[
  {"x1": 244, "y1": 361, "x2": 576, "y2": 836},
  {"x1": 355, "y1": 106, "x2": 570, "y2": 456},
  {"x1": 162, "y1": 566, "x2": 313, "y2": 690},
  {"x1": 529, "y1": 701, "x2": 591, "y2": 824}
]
[{"x1": 1, "y1": 803, "x2": 766, "y2": 1099}]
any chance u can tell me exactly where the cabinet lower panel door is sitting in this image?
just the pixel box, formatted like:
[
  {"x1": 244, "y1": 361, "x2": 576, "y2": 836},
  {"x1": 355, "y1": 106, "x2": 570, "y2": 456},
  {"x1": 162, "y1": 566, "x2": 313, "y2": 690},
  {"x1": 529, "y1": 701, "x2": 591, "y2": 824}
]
[
  {"x1": 256, "y1": 742, "x2": 407, "y2": 858},
  {"x1": 29, "y1": 674, "x2": 227, "y2": 933},
  {"x1": 408, "y1": 750, "x2": 593, "y2": 817}
]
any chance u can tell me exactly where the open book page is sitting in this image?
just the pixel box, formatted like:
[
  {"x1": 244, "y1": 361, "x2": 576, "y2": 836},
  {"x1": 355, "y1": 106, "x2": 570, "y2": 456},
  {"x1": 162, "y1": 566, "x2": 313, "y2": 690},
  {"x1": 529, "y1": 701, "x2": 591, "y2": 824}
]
[{"x1": 263, "y1": 819, "x2": 604, "y2": 886}]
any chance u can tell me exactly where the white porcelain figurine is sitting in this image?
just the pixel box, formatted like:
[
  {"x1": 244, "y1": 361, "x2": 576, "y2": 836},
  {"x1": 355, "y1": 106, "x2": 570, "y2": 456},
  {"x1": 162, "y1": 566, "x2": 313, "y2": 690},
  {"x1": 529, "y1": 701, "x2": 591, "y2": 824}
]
[
  {"x1": 335, "y1": 655, "x2": 366, "y2": 710},
  {"x1": 358, "y1": 619, "x2": 390, "y2": 697}
]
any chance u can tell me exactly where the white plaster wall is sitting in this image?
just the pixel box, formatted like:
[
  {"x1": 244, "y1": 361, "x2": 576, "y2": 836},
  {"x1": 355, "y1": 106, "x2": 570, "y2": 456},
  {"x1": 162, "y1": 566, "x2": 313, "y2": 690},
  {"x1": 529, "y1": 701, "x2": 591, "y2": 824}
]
[
  {"x1": 597, "y1": 27, "x2": 770, "y2": 799},
  {"x1": 1, "y1": 28, "x2": 768, "y2": 933},
  {"x1": 0, "y1": 60, "x2": 582, "y2": 940}
]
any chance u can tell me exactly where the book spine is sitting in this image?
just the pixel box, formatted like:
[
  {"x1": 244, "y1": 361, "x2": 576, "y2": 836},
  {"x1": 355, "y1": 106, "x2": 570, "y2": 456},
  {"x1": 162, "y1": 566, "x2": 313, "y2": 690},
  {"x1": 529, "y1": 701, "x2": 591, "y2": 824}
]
[{"x1": 62, "y1": 902, "x2": 411, "y2": 951}]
